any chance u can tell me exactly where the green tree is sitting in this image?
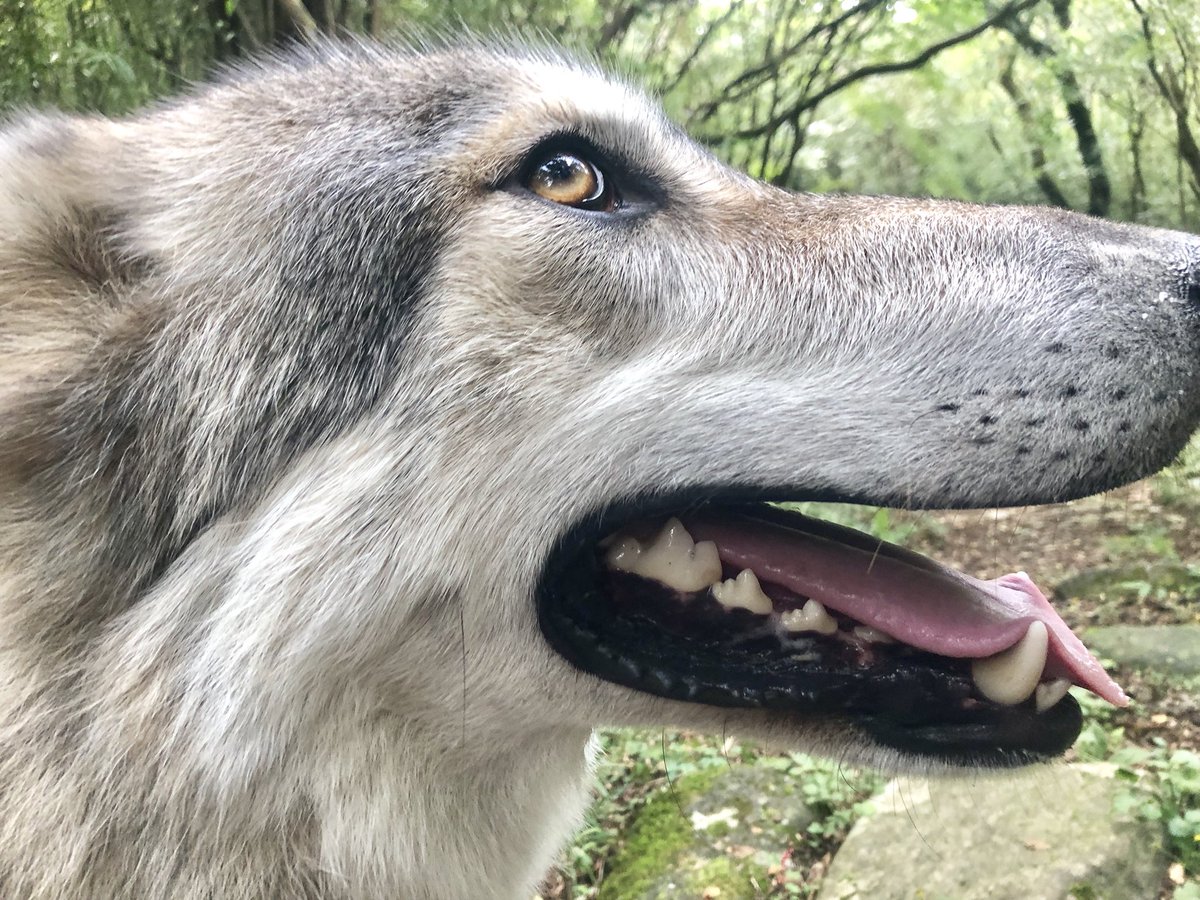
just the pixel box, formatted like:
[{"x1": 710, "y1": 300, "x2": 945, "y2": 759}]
[{"x1": 0, "y1": 0, "x2": 1196, "y2": 228}]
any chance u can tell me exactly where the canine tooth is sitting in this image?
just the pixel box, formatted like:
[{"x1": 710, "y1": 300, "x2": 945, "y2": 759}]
[
  {"x1": 1035, "y1": 678, "x2": 1072, "y2": 713},
  {"x1": 853, "y1": 625, "x2": 895, "y2": 644},
  {"x1": 970, "y1": 620, "x2": 1049, "y2": 706},
  {"x1": 604, "y1": 518, "x2": 721, "y2": 592},
  {"x1": 711, "y1": 569, "x2": 773, "y2": 615},
  {"x1": 780, "y1": 599, "x2": 838, "y2": 635}
]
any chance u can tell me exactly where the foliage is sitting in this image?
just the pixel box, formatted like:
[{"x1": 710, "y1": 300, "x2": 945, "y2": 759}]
[
  {"x1": 0, "y1": 0, "x2": 232, "y2": 113},
  {"x1": 1112, "y1": 743, "x2": 1200, "y2": 877},
  {"x1": 773, "y1": 752, "x2": 884, "y2": 853},
  {"x1": 1075, "y1": 688, "x2": 1200, "y2": 891},
  {"x1": 543, "y1": 729, "x2": 882, "y2": 899},
  {"x1": 545, "y1": 730, "x2": 750, "y2": 897},
  {"x1": 2, "y1": 0, "x2": 1198, "y2": 228},
  {"x1": 1156, "y1": 437, "x2": 1200, "y2": 511}
]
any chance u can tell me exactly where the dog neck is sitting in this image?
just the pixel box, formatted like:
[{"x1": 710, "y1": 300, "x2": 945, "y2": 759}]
[
  {"x1": 0, "y1": 477, "x2": 597, "y2": 900},
  {"x1": 1, "y1": 546, "x2": 597, "y2": 899}
]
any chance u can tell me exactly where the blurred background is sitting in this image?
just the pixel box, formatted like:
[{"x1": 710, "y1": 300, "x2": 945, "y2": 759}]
[
  {"x1": 2, "y1": 0, "x2": 1198, "y2": 230},
  {"x1": 1, "y1": 1, "x2": 1196, "y2": 897}
]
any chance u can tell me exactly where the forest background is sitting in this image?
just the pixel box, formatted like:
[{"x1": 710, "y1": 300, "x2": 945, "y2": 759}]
[{"x1": 1, "y1": 0, "x2": 1198, "y2": 231}]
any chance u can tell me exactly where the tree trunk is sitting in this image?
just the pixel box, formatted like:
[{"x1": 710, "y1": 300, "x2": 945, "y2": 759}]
[
  {"x1": 998, "y1": 54, "x2": 1072, "y2": 209},
  {"x1": 276, "y1": 0, "x2": 319, "y2": 39},
  {"x1": 1130, "y1": 0, "x2": 1200, "y2": 205},
  {"x1": 1004, "y1": 9, "x2": 1111, "y2": 216}
]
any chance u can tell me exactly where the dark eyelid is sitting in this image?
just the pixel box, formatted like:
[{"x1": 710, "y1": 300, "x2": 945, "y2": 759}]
[{"x1": 501, "y1": 130, "x2": 665, "y2": 212}]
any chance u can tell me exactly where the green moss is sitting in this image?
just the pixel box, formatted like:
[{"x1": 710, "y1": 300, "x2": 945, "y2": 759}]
[
  {"x1": 682, "y1": 855, "x2": 754, "y2": 896},
  {"x1": 596, "y1": 768, "x2": 725, "y2": 900},
  {"x1": 594, "y1": 760, "x2": 841, "y2": 898}
]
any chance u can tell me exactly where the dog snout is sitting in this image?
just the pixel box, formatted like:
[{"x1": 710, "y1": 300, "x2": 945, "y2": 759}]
[
  {"x1": 1073, "y1": 218, "x2": 1200, "y2": 308},
  {"x1": 726, "y1": 201, "x2": 1200, "y2": 507}
]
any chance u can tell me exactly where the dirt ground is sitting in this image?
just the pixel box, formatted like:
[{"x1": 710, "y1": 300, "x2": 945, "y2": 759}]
[{"x1": 894, "y1": 478, "x2": 1199, "y2": 625}]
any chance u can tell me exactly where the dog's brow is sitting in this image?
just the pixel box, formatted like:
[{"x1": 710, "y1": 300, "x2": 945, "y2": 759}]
[{"x1": 513, "y1": 62, "x2": 683, "y2": 160}]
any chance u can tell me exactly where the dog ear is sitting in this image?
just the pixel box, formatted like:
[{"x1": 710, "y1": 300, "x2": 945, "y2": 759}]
[{"x1": 0, "y1": 113, "x2": 148, "y2": 486}]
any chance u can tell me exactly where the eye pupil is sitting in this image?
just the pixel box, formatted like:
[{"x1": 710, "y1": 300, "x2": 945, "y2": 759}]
[
  {"x1": 540, "y1": 154, "x2": 586, "y2": 185},
  {"x1": 526, "y1": 150, "x2": 613, "y2": 211}
]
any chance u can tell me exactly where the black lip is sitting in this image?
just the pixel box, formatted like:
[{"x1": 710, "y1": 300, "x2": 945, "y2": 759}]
[
  {"x1": 535, "y1": 486, "x2": 1086, "y2": 765},
  {"x1": 859, "y1": 694, "x2": 1082, "y2": 762}
]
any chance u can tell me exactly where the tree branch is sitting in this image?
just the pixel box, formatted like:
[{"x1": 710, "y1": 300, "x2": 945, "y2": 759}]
[
  {"x1": 1004, "y1": 5, "x2": 1110, "y2": 215},
  {"x1": 597, "y1": 0, "x2": 652, "y2": 50},
  {"x1": 998, "y1": 53, "x2": 1071, "y2": 208},
  {"x1": 694, "y1": 0, "x2": 886, "y2": 123},
  {"x1": 1130, "y1": 0, "x2": 1200, "y2": 202},
  {"x1": 725, "y1": 0, "x2": 1043, "y2": 141},
  {"x1": 368, "y1": 0, "x2": 382, "y2": 39},
  {"x1": 233, "y1": 4, "x2": 262, "y2": 48},
  {"x1": 659, "y1": 0, "x2": 744, "y2": 96}
]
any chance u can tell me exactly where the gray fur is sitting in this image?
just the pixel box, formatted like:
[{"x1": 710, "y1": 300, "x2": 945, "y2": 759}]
[{"x1": 0, "y1": 39, "x2": 1197, "y2": 899}]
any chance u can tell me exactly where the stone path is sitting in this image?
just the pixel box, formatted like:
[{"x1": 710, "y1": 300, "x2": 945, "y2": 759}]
[{"x1": 1082, "y1": 624, "x2": 1200, "y2": 675}]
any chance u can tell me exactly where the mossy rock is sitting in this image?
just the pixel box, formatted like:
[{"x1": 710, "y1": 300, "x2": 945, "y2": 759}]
[
  {"x1": 597, "y1": 765, "x2": 818, "y2": 900},
  {"x1": 816, "y1": 764, "x2": 1166, "y2": 900},
  {"x1": 1078, "y1": 624, "x2": 1200, "y2": 675},
  {"x1": 1057, "y1": 563, "x2": 1200, "y2": 609}
]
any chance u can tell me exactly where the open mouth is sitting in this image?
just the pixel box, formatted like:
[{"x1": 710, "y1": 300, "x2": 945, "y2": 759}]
[{"x1": 538, "y1": 496, "x2": 1128, "y2": 765}]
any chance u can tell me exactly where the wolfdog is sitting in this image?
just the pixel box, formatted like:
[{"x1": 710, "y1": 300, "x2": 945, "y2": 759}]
[{"x1": 0, "y1": 38, "x2": 1197, "y2": 899}]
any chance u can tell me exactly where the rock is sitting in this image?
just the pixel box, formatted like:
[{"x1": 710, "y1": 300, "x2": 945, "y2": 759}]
[
  {"x1": 817, "y1": 763, "x2": 1166, "y2": 900},
  {"x1": 597, "y1": 764, "x2": 818, "y2": 900},
  {"x1": 1056, "y1": 563, "x2": 1200, "y2": 618},
  {"x1": 1080, "y1": 624, "x2": 1200, "y2": 676}
]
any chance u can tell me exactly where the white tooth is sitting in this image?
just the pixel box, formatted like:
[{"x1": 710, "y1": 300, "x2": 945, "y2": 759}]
[
  {"x1": 1035, "y1": 678, "x2": 1072, "y2": 713},
  {"x1": 604, "y1": 536, "x2": 643, "y2": 572},
  {"x1": 853, "y1": 625, "x2": 895, "y2": 644},
  {"x1": 604, "y1": 518, "x2": 722, "y2": 592},
  {"x1": 711, "y1": 569, "x2": 773, "y2": 615},
  {"x1": 970, "y1": 620, "x2": 1049, "y2": 706},
  {"x1": 780, "y1": 599, "x2": 839, "y2": 635}
]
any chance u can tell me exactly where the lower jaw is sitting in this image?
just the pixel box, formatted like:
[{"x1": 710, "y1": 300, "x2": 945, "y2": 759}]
[
  {"x1": 537, "y1": 501, "x2": 1087, "y2": 764},
  {"x1": 540, "y1": 580, "x2": 1083, "y2": 763}
]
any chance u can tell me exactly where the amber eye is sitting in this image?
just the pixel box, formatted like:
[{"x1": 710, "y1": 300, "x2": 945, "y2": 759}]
[{"x1": 526, "y1": 151, "x2": 614, "y2": 211}]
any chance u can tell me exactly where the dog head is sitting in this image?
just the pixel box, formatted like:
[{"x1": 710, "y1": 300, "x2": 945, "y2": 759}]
[{"x1": 2, "y1": 41, "x2": 1198, "y2": 779}]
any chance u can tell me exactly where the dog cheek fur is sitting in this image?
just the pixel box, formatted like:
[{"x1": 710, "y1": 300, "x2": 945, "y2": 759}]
[{"x1": 0, "y1": 97, "x2": 458, "y2": 900}]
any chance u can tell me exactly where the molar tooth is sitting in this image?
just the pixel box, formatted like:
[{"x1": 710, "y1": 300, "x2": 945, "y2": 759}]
[
  {"x1": 1035, "y1": 678, "x2": 1072, "y2": 713},
  {"x1": 780, "y1": 599, "x2": 839, "y2": 636},
  {"x1": 711, "y1": 569, "x2": 773, "y2": 615},
  {"x1": 970, "y1": 620, "x2": 1049, "y2": 706},
  {"x1": 604, "y1": 536, "x2": 643, "y2": 572},
  {"x1": 604, "y1": 518, "x2": 721, "y2": 592}
]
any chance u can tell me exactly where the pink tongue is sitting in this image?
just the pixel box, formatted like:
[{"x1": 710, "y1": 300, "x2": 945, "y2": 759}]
[{"x1": 683, "y1": 512, "x2": 1127, "y2": 707}]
